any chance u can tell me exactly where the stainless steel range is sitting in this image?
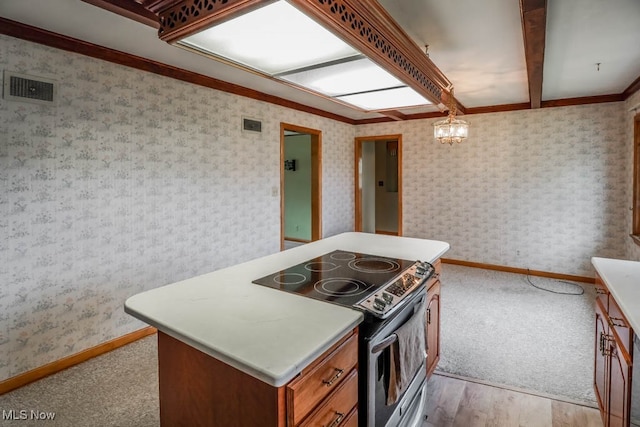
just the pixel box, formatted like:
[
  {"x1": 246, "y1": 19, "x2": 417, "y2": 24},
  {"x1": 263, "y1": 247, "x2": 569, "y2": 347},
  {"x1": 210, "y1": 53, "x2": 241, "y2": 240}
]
[{"x1": 253, "y1": 250, "x2": 435, "y2": 427}]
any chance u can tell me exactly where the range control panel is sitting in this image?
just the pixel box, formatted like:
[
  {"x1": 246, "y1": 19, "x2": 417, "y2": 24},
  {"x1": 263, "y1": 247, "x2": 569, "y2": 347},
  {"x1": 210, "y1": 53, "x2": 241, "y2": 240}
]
[{"x1": 357, "y1": 261, "x2": 435, "y2": 318}]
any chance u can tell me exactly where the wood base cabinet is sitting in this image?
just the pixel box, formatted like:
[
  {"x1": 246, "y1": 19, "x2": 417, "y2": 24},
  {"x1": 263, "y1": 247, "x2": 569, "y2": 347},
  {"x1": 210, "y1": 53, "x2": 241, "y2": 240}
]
[
  {"x1": 594, "y1": 273, "x2": 634, "y2": 427},
  {"x1": 425, "y1": 260, "x2": 441, "y2": 378},
  {"x1": 157, "y1": 328, "x2": 358, "y2": 427}
]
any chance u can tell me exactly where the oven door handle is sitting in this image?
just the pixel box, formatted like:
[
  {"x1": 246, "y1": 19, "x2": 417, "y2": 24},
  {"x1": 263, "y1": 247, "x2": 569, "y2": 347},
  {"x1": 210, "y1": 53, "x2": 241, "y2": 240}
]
[{"x1": 372, "y1": 333, "x2": 398, "y2": 354}]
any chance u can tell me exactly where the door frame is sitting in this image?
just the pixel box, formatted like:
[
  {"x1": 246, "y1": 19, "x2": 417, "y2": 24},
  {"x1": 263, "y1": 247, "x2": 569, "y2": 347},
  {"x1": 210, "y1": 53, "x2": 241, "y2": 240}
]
[
  {"x1": 280, "y1": 123, "x2": 322, "y2": 251},
  {"x1": 354, "y1": 134, "x2": 403, "y2": 236}
]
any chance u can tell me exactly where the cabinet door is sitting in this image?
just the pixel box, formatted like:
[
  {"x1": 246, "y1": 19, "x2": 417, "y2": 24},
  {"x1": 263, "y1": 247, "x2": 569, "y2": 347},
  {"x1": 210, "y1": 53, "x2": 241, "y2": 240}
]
[
  {"x1": 595, "y1": 273, "x2": 609, "y2": 310},
  {"x1": 608, "y1": 338, "x2": 631, "y2": 427},
  {"x1": 595, "y1": 298, "x2": 609, "y2": 421},
  {"x1": 426, "y1": 280, "x2": 441, "y2": 378}
]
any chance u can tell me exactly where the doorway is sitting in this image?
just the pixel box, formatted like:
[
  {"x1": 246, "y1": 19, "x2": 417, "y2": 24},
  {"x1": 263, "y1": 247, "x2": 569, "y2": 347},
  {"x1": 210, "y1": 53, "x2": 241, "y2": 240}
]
[
  {"x1": 280, "y1": 123, "x2": 322, "y2": 251},
  {"x1": 354, "y1": 135, "x2": 402, "y2": 236}
]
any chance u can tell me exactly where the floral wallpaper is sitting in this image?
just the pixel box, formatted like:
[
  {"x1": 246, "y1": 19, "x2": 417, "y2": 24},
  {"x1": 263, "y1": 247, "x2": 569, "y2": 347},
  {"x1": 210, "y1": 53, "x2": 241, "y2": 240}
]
[
  {"x1": 357, "y1": 102, "x2": 629, "y2": 276},
  {"x1": 0, "y1": 31, "x2": 635, "y2": 383},
  {"x1": 0, "y1": 34, "x2": 354, "y2": 381}
]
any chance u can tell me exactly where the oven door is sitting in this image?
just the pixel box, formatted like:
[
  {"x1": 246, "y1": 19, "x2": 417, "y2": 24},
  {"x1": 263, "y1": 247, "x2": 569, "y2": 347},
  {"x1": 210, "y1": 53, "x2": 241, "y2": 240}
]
[{"x1": 361, "y1": 289, "x2": 427, "y2": 427}]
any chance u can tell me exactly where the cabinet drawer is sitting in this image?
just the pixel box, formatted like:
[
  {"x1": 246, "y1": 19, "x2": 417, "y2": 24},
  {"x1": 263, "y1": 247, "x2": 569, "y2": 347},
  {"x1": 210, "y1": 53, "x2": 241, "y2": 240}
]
[
  {"x1": 299, "y1": 369, "x2": 358, "y2": 427},
  {"x1": 341, "y1": 408, "x2": 358, "y2": 427},
  {"x1": 287, "y1": 332, "x2": 358, "y2": 425},
  {"x1": 608, "y1": 296, "x2": 633, "y2": 358}
]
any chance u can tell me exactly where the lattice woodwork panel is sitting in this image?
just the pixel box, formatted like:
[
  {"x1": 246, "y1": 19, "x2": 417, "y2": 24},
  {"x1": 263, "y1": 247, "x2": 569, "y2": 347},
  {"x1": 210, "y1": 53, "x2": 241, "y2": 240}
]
[
  {"x1": 314, "y1": 0, "x2": 443, "y2": 102},
  {"x1": 155, "y1": 0, "x2": 449, "y2": 104},
  {"x1": 158, "y1": 0, "x2": 237, "y2": 37}
]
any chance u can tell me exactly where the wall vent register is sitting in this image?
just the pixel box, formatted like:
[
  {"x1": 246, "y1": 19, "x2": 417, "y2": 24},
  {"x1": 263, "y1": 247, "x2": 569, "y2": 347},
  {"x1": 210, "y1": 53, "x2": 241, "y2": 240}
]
[
  {"x1": 242, "y1": 117, "x2": 262, "y2": 132},
  {"x1": 3, "y1": 71, "x2": 56, "y2": 105}
]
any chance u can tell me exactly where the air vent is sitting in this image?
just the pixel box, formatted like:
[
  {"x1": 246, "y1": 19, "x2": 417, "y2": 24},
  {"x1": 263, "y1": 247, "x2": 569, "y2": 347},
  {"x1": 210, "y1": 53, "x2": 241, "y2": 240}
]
[
  {"x1": 3, "y1": 71, "x2": 56, "y2": 105},
  {"x1": 242, "y1": 117, "x2": 262, "y2": 133}
]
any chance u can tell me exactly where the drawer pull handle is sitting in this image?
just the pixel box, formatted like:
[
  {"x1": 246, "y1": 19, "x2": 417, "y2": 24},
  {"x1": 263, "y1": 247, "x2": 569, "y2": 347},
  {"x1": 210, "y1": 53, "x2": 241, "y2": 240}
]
[
  {"x1": 595, "y1": 288, "x2": 607, "y2": 295},
  {"x1": 608, "y1": 317, "x2": 627, "y2": 328},
  {"x1": 322, "y1": 368, "x2": 344, "y2": 387},
  {"x1": 326, "y1": 411, "x2": 344, "y2": 427}
]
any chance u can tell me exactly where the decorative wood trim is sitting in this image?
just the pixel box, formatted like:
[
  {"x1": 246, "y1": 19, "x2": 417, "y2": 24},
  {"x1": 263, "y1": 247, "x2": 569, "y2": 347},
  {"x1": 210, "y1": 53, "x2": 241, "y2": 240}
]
[
  {"x1": 0, "y1": 326, "x2": 157, "y2": 395},
  {"x1": 354, "y1": 137, "x2": 363, "y2": 233},
  {"x1": 311, "y1": 129, "x2": 322, "y2": 242},
  {"x1": 354, "y1": 134, "x2": 403, "y2": 236},
  {"x1": 520, "y1": 0, "x2": 547, "y2": 109},
  {"x1": 540, "y1": 94, "x2": 624, "y2": 108},
  {"x1": 624, "y1": 74, "x2": 640, "y2": 99},
  {"x1": 280, "y1": 123, "x2": 322, "y2": 251},
  {"x1": 380, "y1": 110, "x2": 407, "y2": 121},
  {"x1": 149, "y1": 0, "x2": 454, "y2": 107},
  {"x1": 633, "y1": 113, "x2": 640, "y2": 243},
  {"x1": 157, "y1": 0, "x2": 266, "y2": 42},
  {"x1": 441, "y1": 258, "x2": 595, "y2": 284},
  {"x1": 2, "y1": 18, "x2": 631, "y2": 127},
  {"x1": 0, "y1": 18, "x2": 356, "y2": 125},
  {"x1": 283, "y1": 237, "x2": 312, "y2": 244},
  {"x1": 355, "y1": 111, "x2": 446, "y2": 125},
  {"x1": 81, "y1": 0, "x2": 159, "y2": 28},
  {"x1": 375, "y1": 230, "x2": 399, "y2": 236},
  {"x1": 397, "y1": 134, "x2": 403, "y2": 237},
  {"x1": 354, "y1": 95, "x2": 626, "y2": 124},
  {"x1": 464, "y1": 102, "x2": 532, "y2": 115},
  {"x1": 289, "y1": 0, "x2": 450, "y2": 106}
]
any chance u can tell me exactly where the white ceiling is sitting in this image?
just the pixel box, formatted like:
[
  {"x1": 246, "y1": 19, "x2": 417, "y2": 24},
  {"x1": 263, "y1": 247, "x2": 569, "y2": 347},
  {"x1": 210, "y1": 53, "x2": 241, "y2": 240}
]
[{"x1": 1, "y1": 0, "x2": 639, "y2": 120}]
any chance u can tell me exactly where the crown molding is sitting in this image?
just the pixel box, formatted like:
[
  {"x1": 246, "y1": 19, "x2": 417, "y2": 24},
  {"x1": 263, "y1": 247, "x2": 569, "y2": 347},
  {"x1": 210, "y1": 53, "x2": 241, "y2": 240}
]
[
  {"x1": 0, "y1": 18, "x2": 629, "y2": 127},
  {"x1": 0, "y1": 18, "x2": 356, "y2": 125},
  {"x1": 624, "y1": 74, "x2": 640, "y2": 100}
]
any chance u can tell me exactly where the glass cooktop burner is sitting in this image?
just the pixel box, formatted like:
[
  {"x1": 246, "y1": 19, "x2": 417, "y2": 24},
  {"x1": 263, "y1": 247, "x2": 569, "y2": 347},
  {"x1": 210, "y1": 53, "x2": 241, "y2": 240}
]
[{"x1": 252, "y1": 250, "x2": 417, "y2": 307}]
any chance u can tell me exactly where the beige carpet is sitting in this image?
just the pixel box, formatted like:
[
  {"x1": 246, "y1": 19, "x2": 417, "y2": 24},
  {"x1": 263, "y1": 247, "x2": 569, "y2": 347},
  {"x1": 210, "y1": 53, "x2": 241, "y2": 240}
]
[
  {"x1": 0, "y1": 336, "x2": 160, "y2": 427},
  {"x1": 436, "y1": 264, "x2": 597, "y2": 405},
  {"x1": 0, "y1": 265, "x2": 597, "y2": 425}
]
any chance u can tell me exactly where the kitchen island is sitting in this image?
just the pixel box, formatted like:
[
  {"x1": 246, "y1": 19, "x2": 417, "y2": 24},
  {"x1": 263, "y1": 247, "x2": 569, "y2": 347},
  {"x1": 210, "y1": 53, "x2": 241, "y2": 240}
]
[{"x1": 125, "y1": 232, "x2": 449, "y2": 426}]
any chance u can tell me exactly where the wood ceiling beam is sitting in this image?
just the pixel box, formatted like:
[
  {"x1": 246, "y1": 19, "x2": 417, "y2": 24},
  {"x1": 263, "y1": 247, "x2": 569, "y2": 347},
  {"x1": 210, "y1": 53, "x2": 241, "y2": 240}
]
[
  {"x1": 520, "y1": 0, "x2": 547, "y2": 109},
  {"x1": 379, "y1": 110, "x2": 407, "y2": 121}
]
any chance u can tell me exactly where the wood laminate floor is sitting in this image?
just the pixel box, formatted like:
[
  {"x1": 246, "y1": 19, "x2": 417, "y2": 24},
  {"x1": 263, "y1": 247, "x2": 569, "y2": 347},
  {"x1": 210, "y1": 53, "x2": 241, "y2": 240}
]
[{"x1": 424, "y1": 374, "x2": 603, "y2": 427}]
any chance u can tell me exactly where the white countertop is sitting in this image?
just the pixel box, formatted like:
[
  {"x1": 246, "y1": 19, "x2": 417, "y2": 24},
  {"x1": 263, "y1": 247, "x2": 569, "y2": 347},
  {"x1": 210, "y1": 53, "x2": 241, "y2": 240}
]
[
  {"x1": 592, "y1": 257, "x2": 640, "y2": 333},
  {"x1": 125, "y1": 232, "x2": 449, "y2": 386}
]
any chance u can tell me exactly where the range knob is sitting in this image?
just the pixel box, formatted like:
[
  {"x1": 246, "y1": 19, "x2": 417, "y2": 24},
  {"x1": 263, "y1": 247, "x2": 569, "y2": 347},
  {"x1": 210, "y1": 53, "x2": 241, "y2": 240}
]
[
  {"x1": 373, "y1": 297, "x2": 387, "y2": 311},
  {"x1": 382, "y1": 292, "x2": 394, "y2": 304}
]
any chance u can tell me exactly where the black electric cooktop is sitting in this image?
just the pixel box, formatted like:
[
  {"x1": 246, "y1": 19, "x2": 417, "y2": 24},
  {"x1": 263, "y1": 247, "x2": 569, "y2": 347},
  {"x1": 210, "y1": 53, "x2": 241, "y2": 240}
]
[{"x1": 252, "y1": 250, "x2": 417, "y2": 308}]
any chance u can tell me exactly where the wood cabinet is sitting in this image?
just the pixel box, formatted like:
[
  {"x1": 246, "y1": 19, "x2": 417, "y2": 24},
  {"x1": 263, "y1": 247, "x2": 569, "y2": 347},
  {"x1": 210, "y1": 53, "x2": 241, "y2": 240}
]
[
  {"x1": 287, "y1": 331, "x2": 358, "y2": 426},
  {"x1": 425, "y1": 259, "x2": 442, "y2": 378},
  {"x1": 157, "y1": 328, "x2": 358, "y2": 427},
  {"x1": 594, "y1": 272, "x2": 634, "y2": 427}
]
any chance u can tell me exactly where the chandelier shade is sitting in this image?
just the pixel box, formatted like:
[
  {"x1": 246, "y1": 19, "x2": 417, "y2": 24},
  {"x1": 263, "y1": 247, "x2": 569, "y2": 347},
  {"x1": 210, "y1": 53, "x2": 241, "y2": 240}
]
[{"x1": 434, "y1": 88, "x2": 469, "y2": 145}]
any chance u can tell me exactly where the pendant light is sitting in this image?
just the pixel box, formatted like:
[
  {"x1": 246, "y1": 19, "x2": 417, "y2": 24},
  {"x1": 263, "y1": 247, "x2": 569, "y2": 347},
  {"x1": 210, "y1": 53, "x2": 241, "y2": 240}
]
[{"x1": 433, "y1": 88, "x2": 469, "y2": 145}]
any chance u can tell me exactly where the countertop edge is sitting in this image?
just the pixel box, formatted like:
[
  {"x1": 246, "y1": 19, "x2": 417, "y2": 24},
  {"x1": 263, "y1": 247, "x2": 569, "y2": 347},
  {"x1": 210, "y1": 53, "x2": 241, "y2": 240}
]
[
  {"x1": 124, "y1": 303, "x2": 364, "y2": 387},
  {"x1": 591, "y1": 256, "x2": 640, "y2": 333},
  {"x1": 124, "y1": 233, "x2": 449, "y2": 387}
]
